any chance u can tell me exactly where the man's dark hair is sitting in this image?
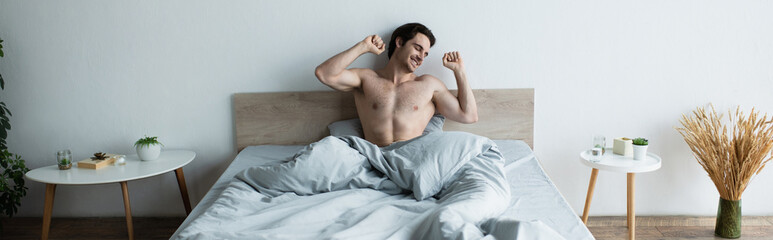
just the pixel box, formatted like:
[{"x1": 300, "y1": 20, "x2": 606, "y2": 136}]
[{"x1": 388, "y1": 23, "x2": 436, "y2": 59}]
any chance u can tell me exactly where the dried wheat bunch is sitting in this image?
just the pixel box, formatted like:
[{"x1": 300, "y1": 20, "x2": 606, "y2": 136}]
[{"x1": 676, "y1": 104, "x2": 773, "y2": 201}]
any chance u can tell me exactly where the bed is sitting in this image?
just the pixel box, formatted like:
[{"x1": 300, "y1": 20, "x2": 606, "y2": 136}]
[{"x1": 171, "y1": 89, "x2": 593, "y2": 239}]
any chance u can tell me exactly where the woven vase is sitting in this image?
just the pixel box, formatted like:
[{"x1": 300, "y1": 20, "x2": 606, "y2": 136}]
[{"x1": 715, "y1": 197, "x2": 741, "y2": 238}]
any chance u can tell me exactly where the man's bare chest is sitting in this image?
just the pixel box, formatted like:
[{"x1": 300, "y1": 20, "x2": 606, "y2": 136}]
[{"x1": 358, "y1": 79, "x2": 434, "y2": 112}]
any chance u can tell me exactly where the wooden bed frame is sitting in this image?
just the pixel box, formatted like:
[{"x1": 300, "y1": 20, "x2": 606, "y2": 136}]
[{"x1": 234, "y1": 89, "x2": 533, "y2": 151}]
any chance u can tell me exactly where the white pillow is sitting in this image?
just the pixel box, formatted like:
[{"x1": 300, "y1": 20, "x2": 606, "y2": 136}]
[{"x1": 328, "y1": 114, "x2": 446, "y2": 137}]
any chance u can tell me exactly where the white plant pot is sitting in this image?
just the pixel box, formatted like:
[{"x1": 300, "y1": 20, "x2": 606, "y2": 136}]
[
  {"x1": 633, "y1": 145, "x2": 648, "y2": 160},
  {"x1": 136, "y1": 144, "x2": 161, "y2": 161}
]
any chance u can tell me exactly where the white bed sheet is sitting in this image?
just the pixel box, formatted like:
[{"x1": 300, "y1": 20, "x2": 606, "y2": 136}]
[{"x1": 172, "y1": 140, "x2": 593, "y2": 239}]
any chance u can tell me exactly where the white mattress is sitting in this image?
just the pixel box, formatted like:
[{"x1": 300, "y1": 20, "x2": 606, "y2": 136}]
[{"x1": 172, "y1": 140, "x2": 593, "y2": 239}]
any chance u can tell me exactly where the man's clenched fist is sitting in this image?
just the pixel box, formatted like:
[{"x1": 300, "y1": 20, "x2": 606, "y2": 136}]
[
  {"x1": 362, "y1": 35, "x2": 385, "y2": 55},
  {"x1": 443, "y1": 51, "x2": 464, "y2": 72}
]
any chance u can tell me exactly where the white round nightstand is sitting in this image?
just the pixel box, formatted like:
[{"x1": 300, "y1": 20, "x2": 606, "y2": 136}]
[
  {"x1": 25, "y1": 150, "x2": 196, "y2": 240},
  {"x1": 578, "y1": 148, "x2": 661, "y2": 240}
]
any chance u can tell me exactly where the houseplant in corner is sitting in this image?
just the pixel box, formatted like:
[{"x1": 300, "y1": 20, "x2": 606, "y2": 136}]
[
  {"x1": 134, "y1": 136, "x2": 163, "y2": 161},
  {"x1": 631, "y1": 138, "x2": 648, "y2": 160},
  {"x1": 676, "y1": 104, "x2": 773, "y2": 238},
  {"x1": 0, "y1": 37, "x2": 31, "y2": 234}
]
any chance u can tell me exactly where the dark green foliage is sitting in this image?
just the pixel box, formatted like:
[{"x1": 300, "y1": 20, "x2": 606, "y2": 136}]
[
  {"x1": 0, "y1": 38, "x2": 4, "y2": 90},
  {"x1": 0, "y1": 37, "x2": 28, "y2": 234},
  {"x1": 632, "y1": 137, "x2": 649, "y2": 146},
  {"x1": 0, "y1": 149, "x2": 28, "y2": 218},
  {"x1": 0, "y1": 38, "x2": 7, "y2": 150},
  {"x1": 0, "y1": 38, "x2": 6, "y2": 149},
  {"x1": 0, "y1": 103, "x2": 10, "y2": 150}
]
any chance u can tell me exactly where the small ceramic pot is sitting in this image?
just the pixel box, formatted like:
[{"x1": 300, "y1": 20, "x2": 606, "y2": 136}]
[
  {"x1": 632, "y1": 145, "x2": 648, "y2": 160},
  {"x1": 136, "y1": 144, "x2": 161, "y2": 161}
]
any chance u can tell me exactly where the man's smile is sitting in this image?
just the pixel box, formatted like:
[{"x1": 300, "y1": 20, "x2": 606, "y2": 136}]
[{"x1": 410, "y1": 56, "x2": 420, "y2": 68}]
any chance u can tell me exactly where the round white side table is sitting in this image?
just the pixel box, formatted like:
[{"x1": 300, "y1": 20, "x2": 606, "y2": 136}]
[
  {"x1": 25, "y1": 150, "x2": 196, "y2": 240},
  {"x1": 579, "y1": 148, "x2": 661, "y2": 240}
]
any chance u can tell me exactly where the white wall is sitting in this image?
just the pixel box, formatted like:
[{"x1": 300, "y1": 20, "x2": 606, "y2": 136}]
[{"x1": 1, "y1": 1, "x2": 771, "y2": 217}]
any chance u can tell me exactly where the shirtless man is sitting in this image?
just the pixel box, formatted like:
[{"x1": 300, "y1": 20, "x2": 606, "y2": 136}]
[{"x1": 315, "y1": 23, "x2": 477, "y2": 147}]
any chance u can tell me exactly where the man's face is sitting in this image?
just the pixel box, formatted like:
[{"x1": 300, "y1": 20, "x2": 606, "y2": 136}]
[{"x1": 395, "y1": 33, "x2": 431, "y2": 72}]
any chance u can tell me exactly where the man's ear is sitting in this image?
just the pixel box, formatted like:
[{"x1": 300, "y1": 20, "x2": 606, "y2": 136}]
[{"x1": 395, "y1": 37, "x2": 403, "y2": 48}]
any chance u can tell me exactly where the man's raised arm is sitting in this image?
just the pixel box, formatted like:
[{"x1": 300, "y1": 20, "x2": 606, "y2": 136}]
[
  {"x1": 433, "y1": 51, "x2": 479, "y2": 123},
  {"x1": 315, "y1": 35, "x2": 385, "y2": 92}
]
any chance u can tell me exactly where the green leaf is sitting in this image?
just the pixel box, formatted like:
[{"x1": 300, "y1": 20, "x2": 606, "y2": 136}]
[
  {"x1": 0, "y1": 150, "x2": 28, "y2": 218},
  {"x1": 0, "y1": 106, "x2": 9, "y2": 117},
  {"x1": 0, "y1": 73, "x2": 4, "y2": 90}
]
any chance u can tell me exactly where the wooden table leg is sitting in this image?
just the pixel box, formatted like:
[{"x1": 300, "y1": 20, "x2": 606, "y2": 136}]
[
  {"x1": 581, "y1": 168, "x2": 599, "y2": 224},
  {"x1": 41, "y1": 184, "x2": 56, "y2": 240},
  {"x1": 628, "y1": 173, "x2": 635, "y2": 240},
  {"x1": 120, "y1": 181, "x2": 134, "y2": 240},
  {"x1": 174, "y1": 167, "x2": 192, "y2": 215}
]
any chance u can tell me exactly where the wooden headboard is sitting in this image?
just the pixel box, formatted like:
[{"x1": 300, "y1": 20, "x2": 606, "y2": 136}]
[{"x1": 234, "y1": 88, "x2": 534, "y2": 151}]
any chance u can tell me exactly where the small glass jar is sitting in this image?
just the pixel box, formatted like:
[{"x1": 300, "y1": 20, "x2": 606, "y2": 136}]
[
  {"x1": 593, "y1": 135, "x2": 606, "y2": 154},
  {"x1": 57, "y1": 149, "x2": 72, "y2": 170},
  {"x1": 590, "y1": 148, "x2": 603, "y2": 163}
]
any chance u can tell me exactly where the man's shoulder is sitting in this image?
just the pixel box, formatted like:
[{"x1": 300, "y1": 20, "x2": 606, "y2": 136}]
[
  {"x1": 415, "y1": 74, "x2": 445, "y2": 88},
  {"x1": 415, "y1": 74, "x2": 441, "y2": 82}
]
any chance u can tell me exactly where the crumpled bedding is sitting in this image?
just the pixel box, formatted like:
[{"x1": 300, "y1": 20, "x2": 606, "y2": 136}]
[{"x1": 174, "y1": 132, "x2": 568, "y2": 240}]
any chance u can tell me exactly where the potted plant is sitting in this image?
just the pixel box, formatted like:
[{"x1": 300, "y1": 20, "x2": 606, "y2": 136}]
[
  {"x1": 631, "y1": 138, "x2": 648, "y2": 160},
  {"x1": 58, "y1": 157, "x2": 71, "y2": 170},
  {"x1": 676, "y1": 105, "x2": 773, "y2": 238},
  {"x1": 0, "y1": 37, "x2": 30, "y2": 234},
  {"x1": 55, "y1": 149, "x2": 72, "y2": 170},
  {"x1": 0, "y1": 150, "x2": 28, "y2": 234},
  {"x1": 134, "y1": 136, "x2": 163, "y2": 161}
]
